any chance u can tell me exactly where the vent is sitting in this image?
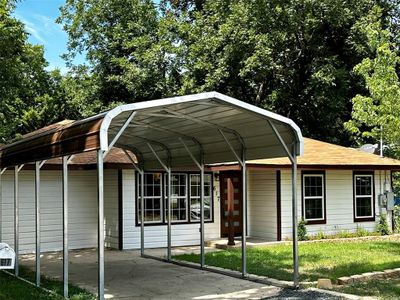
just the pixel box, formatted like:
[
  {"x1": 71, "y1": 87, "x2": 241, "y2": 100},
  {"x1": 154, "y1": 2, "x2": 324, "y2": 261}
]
[{"x1": 0, "y1": 258, "x2": 11, "y2": 267}]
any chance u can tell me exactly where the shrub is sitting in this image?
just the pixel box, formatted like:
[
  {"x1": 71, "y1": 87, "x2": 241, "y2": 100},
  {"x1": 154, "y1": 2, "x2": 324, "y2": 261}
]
[
  {"x1": 356, "y1": 226, "x2": 369, "y2": 237},
  {"x1": 394, "y1": 206, "x2": 400, "y2": 233},
  {"x1": 315, "y1": 230, "x2": 328, "y2": 239},
  {"x1": 337, "y1": 230, "x2": 353, "y2": 238},
  {"x1": 298, "y1": 219, "x2": 307, "y2": 241},
  {"x1": 377, "y1": 213, "x2": 390, "y2": 235}
]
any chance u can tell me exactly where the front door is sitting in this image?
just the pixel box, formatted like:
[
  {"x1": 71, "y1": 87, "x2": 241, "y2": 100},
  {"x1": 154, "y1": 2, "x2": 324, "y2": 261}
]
[{"x1": 220, "y1": 171, "x2": 243, "y2": 240}]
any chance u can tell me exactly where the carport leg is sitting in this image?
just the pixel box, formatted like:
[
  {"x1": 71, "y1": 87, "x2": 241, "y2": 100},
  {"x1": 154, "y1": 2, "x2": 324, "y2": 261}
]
[
  {"x1": 292, "y1": 151, "x2": 299, "y2": 288},
  {"x1": 200, "y1": 165, "x2": 205, "y2": 267},
  {"x1": 35, "y1": 162, "x2": 41, "y2": 286},
  {"x1": 14, "y1": 166, "x2": 19, "y2": 277},
  {"x1": 62, "y1": 156, "x2": 69, "y2": 298},
  {"x1": 140, "y1": 171, "x2": 145, "y2": 256},
  {"x1": 241, "y1": 150, "x2": 247, "y2": 277},
  {"x1": 97, "y1": 150, "x2": 105, "y2": 300},
  {"x1": 167, "y1": 168, "x2": 172, "y2": 261}
]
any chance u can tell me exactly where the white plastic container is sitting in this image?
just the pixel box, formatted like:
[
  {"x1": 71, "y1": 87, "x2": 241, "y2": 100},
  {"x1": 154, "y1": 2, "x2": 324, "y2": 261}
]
[{"x1": 0, "y1": 243, "x2": 15, "y2": 270}]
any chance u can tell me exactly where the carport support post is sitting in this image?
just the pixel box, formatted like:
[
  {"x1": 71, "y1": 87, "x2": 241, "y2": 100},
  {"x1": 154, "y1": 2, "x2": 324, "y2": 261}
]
[
  {"x1": 35, "y1": 161, "x2": 41, "y2": 287},
  {"x1": 62, "y1": 156, "x2": 69, "y2": 298},
  {"x1": 167, "y1": 168, "x2": 172, "y2": 261},
  {"x1": 140, "y1": 170, "x2": 145, "y2": 256},
  {"x1": 241, "y1": 149, "x2": 247, "y2": 277},
  {"x1": 14, "y1": 165, "x2": 19, "y2": 277},
  {"x1": 200, "y1": 165, "x2": 205, "y2": 267},
  {"x1": 292, "y1": 150, "x2": 299, "y2": 287},
  {"x1": 97, "y1": 150, "x2": 105, "y2": 300}
]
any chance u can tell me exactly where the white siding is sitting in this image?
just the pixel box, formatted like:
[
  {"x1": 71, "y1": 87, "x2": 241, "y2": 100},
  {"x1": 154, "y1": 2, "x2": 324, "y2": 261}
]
[
  {"x1": 122, "y1": 170, "x2": 221, "y2": 249},
  {"x1": 0, "y1": 169, "x2": 119, "y2": 253},
  {"x1": 247, "y1": 169, "x2": 277, "y2": 240},
  {"x1": 280, "y1": 169, "x2": 389, "y2": 239}
]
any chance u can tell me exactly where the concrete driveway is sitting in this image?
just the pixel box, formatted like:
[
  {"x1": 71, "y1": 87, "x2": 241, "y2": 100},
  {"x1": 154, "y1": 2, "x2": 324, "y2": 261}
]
[{"x1": 20, "y1": 249, "x2": 339, "y2": 300}]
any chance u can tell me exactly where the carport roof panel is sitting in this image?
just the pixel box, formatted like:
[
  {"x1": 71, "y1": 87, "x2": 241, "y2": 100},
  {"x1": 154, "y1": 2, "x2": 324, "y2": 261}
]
[{"x1": 0, "y1": 92, "x2": 303, "y2": 168}]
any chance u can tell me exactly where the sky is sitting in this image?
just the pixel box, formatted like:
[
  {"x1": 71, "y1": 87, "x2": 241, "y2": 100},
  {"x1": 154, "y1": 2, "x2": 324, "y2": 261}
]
[{"x1": 14, "y1": 0, "x2": 85, "y2": 73}]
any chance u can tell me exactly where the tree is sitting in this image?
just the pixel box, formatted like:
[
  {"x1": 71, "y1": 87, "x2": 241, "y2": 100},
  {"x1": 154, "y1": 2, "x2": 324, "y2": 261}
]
[
  {"x1": 345, "y1": 6, "x2": 400, "y2": 148},
  {"x1": 58, "y1": 0, "x2": 181, "y2": 104}
]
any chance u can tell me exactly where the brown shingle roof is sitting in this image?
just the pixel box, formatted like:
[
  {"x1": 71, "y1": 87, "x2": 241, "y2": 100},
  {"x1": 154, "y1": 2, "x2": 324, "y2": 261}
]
[{"x1": 246, "y1": 138, "x2": 400, "y2": 169}]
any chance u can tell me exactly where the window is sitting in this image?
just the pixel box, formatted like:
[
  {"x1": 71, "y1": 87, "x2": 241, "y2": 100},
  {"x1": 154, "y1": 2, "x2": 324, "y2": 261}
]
[
  {"x1": 354, "y1": 173, "x2": 374, "y2": 220},
  {"x1": 136, "y1": 172, "x2": 213, "y2": 225},
  {"x1": 190, "y1": 174, "x2": 212, "y2": 221},
  {"x1": 164, "y1": 173, "x2": 188, "y2": 222},
  {"x1": 302, "y1": 172, "x2": 325, "y2": 223},
  {"x1": 138, "y1": 173, "x2": 163, "y2": 223}
]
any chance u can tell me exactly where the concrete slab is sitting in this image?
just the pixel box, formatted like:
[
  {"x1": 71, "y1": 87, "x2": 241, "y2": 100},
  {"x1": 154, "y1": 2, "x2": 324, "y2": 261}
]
[{"x1": 20, "y1": 249, "x2": 282, "y2": 299}]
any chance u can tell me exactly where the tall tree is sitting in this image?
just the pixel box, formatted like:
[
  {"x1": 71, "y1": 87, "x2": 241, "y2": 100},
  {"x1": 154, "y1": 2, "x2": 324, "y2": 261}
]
[
  {"x1": 345, "y1": 6, "x2": 400, "y2": 149},
  {"x1": 58, "y1": 0, "x2": 181, "y2": 105}
]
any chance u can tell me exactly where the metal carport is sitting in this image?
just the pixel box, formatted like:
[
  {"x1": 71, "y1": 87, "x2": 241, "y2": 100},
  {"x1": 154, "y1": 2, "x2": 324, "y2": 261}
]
[{"x1": 0, "y1": 91, "x2": 303, "y2": 300}]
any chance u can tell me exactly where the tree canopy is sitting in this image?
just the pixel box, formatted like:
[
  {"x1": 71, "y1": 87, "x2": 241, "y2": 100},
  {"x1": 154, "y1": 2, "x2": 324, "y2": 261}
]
[{"x1": 1, "y1": 0, "x2": 399, "y2": 150}]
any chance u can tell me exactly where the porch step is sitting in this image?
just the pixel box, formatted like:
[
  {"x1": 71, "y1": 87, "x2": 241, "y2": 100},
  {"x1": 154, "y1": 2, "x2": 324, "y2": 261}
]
[{"x1": 205, "y1": 238, "x2": 284, "y2": 250}]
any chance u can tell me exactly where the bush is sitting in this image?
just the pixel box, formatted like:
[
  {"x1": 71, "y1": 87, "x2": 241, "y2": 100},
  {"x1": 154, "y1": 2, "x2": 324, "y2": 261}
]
[
  {"x1": 298, "y1": 219, "x2": 307, "y2": 241},
  {"x1": 377, "y1": 213, "x2": 390, "y2": 235},
  {"x1": 337, "y1": 230, "x2": 353, "y2": 238},
  {"x1": 394, "y1": 206, "x2": 400, "y2": 233},
  {"x1": 315, "y1": 230, "x2": 328, "y2": 239},
  {"x1": 356, "y1": 226, "x2": 369, "y2": 237}
]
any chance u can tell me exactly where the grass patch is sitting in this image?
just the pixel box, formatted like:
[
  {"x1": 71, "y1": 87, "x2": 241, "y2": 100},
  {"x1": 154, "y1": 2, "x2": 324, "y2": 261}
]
[
  {"x1": 0, "y1": 267, "x2": 95, "y2": 300},
  {"x1": 175, "y1": 237, "x2": 400, "y2": 282},
  {"x1": 333, "y1": 278, "x2": 400, "y2": 299}
]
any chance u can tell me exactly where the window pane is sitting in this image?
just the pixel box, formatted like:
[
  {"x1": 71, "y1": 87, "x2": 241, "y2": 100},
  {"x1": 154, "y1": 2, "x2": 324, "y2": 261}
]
[
  {"x1": 164, "y1": 174, "x2": 188, "y2": 222},
  {"x1": 303, "y1": 174, "x2": 324, "y2": 220},
  {"x1": 138, "y1": 173, "x2": 162, "y2": 223},
  {"x1": 190, "y1": 174, "x2": 212, "y2": 221},
  {"x1": 355, "y1": 176, "x2": 372, "y2": 196},
  {"x1": 356, "y1": 196, "x2": 372, "y2": 217},
  {"x1": 305, "y1": 198, "x2": 323, "y2": 219}
]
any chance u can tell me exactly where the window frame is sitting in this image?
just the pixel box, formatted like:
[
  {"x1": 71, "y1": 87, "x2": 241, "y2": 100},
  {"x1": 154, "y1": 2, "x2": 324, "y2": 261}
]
[
  {"x1": 137, "y1": 172, "x2": 164, "y2": 225},
  {"x1": 135, "y1": 171, "x2": 214, "y2": 226},
  {"x1": 353, "y1": 171, "x2": 375, "y2": 222},
  {"x1": 164, "y1": 173, "x2": 189, "y2": 223},
  {"x1": 189, "y1": 173, "x2": 213, "y2": 222},
  {"x1": 301, "y1": 170, "x2": 326, "y2": 225}
]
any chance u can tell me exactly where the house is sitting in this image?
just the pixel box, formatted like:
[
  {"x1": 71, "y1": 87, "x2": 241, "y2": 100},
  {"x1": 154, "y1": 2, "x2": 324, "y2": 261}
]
[
  {"x1": 1, "y1": 132, "x2": 399, "y2": 254},
  {"x1": 0, "y1": 92, "x2": 398, "y2": 298}
]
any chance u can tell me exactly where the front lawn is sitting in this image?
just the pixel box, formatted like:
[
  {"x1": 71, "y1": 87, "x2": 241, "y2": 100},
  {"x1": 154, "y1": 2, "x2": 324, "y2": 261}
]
[
  {"x1": 0, "y1": 267, "x2": 95, "y2": 300},
  {"x1": 174, "y1": 237, "x2": 400, "y2": 282},
  {"x1": 334, "y1": 278, "x2": 400, "y2": 299}
]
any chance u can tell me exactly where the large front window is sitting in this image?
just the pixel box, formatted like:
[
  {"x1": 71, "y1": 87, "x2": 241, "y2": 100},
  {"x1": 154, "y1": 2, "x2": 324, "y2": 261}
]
[
  {"x1": 354, "y1": 173, "x2": 374, "y2": 220},
  {"x1": 137, "y1": 172, "x2": 213, "y2": 225},
  {"x1": 302, "y1": 172, "x2": 325, "y2": 223}
]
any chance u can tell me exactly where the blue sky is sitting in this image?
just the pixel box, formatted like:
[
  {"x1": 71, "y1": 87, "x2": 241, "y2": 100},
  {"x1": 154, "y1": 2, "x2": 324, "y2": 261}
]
[{"x1": 14, "y1": 0, "x2": 85, "y2": 73}]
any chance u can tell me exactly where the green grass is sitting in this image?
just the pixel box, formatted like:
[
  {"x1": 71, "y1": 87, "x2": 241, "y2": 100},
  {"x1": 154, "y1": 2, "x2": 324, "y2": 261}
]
[
  {"x1": 174, "y1": 237, "x2": 400, "y2": 282},
  {"x1": 0, "y1": 267, "x2": 95, "y2": 300},
  {"x1": 334, "y1": 278, "x2": 400, "y2": 299}
]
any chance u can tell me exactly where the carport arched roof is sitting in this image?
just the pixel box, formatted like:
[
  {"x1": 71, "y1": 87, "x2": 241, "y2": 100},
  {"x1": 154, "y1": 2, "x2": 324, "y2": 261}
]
[{"x1": 0, "y1": 92, "x2": 303, "y2": 169}]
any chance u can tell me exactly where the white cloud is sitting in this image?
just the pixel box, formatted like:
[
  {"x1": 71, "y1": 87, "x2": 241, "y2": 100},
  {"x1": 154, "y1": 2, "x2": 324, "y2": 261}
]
[{"x1": 15, "y1": 14, "x2": 48, "y2": 44}]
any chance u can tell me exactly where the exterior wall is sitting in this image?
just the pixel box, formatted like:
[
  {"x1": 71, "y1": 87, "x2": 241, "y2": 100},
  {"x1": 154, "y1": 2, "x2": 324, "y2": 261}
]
[
  {"x1": 122, "y1": 170, "x2": 221, "y2": 249},
  {"x1": 247, "y1": 169, "x2": 277, "y2": 240},
  {"x1": 0, "y1": 169, "x2": 118, "y2": 254},
  {"x1": 280, "y1": 169, "x2": 390, "y2": 239}
]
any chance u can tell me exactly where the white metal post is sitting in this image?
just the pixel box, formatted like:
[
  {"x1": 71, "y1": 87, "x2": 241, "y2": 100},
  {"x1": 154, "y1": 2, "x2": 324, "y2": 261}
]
[
  {"x1": 14, "y1": 165, "x2": 19, "y2": 277},
  {"x1": 292, "y1": 148, "x2": 299, "y2": 287},
  {"x1": 167, "y1": 169, "x2": 172, "y2": 261},
  {"x1": 140, "y1": 171, "x2": 145, "y2": 256},
  {"x1": 62, "y1": 156, "x2": 69, "y2": 298},
  {"x1": 200, "y1": 165, "x2": 205, "y2": 267},
  {"x1": 35, "y1": 161, "x2": 41, "y2": 286},
  {"x1": 241, "y1": 149, "x2": 247, "y2": 277},
  {"x1": 97, "y1": 150, "x2": 105, "y2": 300}
]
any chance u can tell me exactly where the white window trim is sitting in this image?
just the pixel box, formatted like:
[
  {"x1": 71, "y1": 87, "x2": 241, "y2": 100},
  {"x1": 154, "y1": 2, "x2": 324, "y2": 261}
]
[
  {"x1": 164, "y1": 173, "x2": 189, "y2": 223},
  {"x1": 354, "y1": 174, "x2": 374, "y2": 218},
  {"x1": 302, "y1": 174, "x2": 325, "y2": 222},
  {"x1": 189, "y1": 174, "x2": 212, "y2": 222}
]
